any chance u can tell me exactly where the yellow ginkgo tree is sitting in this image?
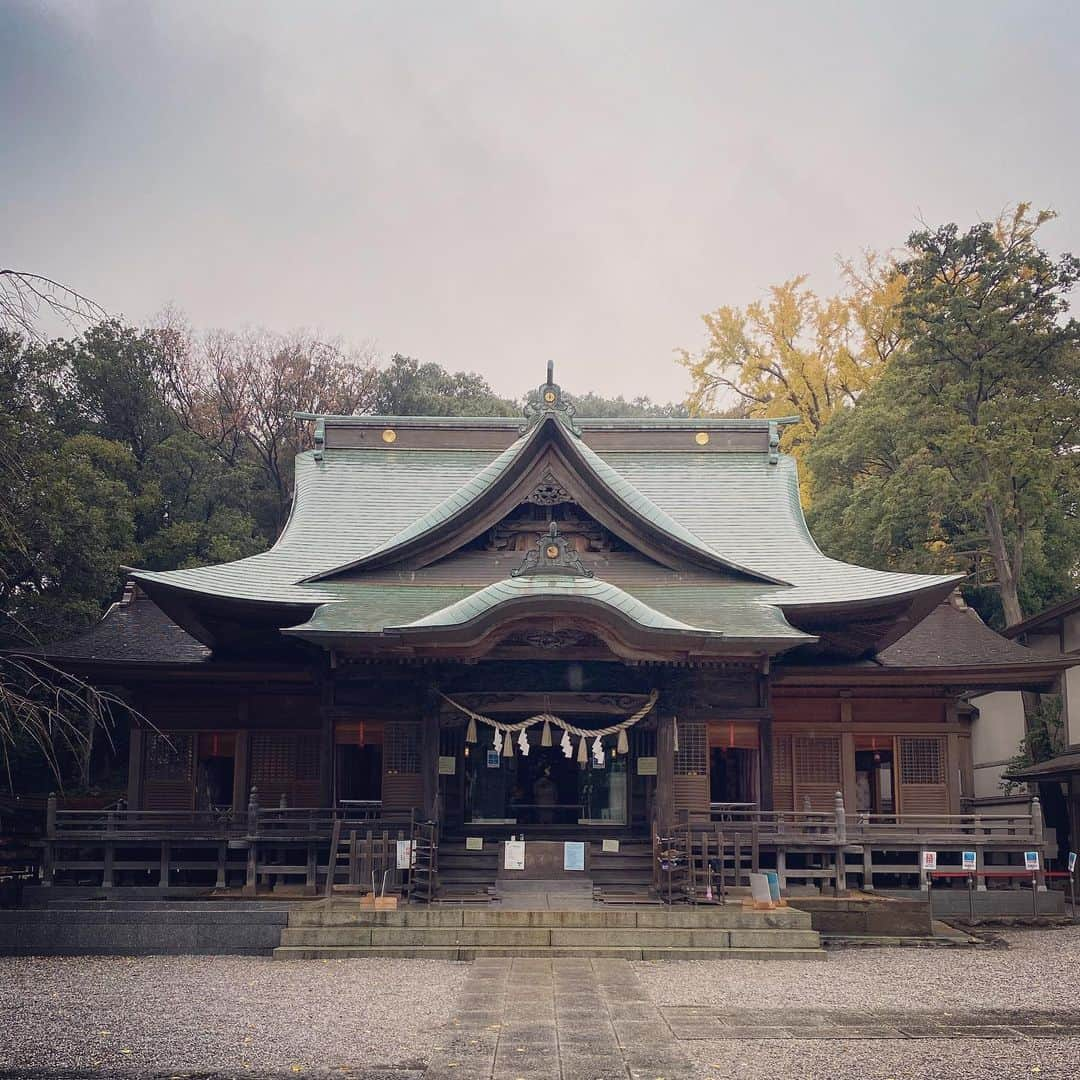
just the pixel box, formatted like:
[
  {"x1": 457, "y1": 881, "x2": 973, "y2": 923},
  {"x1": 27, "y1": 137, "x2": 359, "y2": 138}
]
[{"x1": 678, "y1": 257, "x2": 904, "y2": 465}]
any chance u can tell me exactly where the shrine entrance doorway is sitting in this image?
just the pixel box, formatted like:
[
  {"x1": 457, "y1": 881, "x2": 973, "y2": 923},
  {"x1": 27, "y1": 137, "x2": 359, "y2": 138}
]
[{"x1": 463, "y1": 719, "x2": 629, "y2": 828}]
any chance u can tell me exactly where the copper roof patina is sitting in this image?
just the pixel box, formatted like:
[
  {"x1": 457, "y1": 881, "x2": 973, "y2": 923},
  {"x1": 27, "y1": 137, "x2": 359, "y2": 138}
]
[{"x1": 126, "y1": 378, "x2": 964, "y2": 654}]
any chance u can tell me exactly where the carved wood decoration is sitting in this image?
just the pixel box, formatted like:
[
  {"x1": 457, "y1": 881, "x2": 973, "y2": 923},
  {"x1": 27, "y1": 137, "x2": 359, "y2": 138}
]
[
  {"x1": 525, "y1": 469, "x2": 572, "y2": 506},
  {"x1": 479, "y1": 499, "x2": 627, "y2": 555},
  {"x1": 511, "y1": 522, "x2": 594, "y2": 578},
  {"x1": 499, "y1": 627, "x2": 601, "y2": 650}
]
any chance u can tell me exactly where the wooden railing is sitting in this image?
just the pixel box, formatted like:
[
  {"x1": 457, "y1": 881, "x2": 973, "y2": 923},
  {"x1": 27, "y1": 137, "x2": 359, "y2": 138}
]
[{"x1": 660, "y1": 793, "x2": 1050, "y2": 899}]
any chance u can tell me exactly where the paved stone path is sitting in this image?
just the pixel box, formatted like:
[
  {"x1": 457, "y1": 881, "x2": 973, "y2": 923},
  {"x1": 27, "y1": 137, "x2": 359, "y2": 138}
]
[
  {"x1": 426, "y1": 957, "x2": 695, "y2": 1080},
  {"x1": 662, "y1": 1005, "x2": 1080, "y2": 1041}
]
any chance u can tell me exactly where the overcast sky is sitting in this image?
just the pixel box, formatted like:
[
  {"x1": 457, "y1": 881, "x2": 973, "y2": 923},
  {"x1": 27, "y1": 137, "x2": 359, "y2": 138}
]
[{"x1": 3, "y1": 1, "x2": 1078, "y2": 403}]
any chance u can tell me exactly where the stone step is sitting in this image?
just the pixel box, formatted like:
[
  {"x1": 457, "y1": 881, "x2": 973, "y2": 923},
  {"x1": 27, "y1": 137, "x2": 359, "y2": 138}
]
[
  {"x1": 272, "y1": 943, "x2": 827, "y2": 961},
  {"x1": 278, "y1": 925, "x2": 820, "y2": 949},
  {"x1": 285, "y1": 904, "x2": 813, "y2": 930}
]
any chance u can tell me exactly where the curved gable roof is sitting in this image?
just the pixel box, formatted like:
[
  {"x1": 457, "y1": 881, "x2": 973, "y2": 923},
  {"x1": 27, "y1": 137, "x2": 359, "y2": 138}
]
[
  {"x1": 303, "y1": 413, "x2": 784, "y2": 584},
  {"x1": 129, "y1": 412, "x2": 960, "y2": 654}
]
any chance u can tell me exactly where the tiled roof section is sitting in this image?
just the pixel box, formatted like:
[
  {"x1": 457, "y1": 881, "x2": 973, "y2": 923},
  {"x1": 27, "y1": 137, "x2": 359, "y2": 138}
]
[
  {"x1": 876, "y1": 599, "x2": 1048, "y2": 668},
  {"x1": 131, "y1": 427, "x2": 959, "y2": 610},
  {"x1": 598, "y1": 451, "x2": 958, "y2": 607},
  {"x1": 27, "y1": 591, "x2": 210, "y2": 665},
  {"x1": 1005, "y1": 748, "x2": 1080, "y2": 781},
  {"x1": 306, "y1": 415, "x2": 776, "y2": 584},
  {"x1": 284, "y1": 580, "x2": 814, "y2": 645},
  {"x1": 1001, "y1": 592, "x2": 1080, "y2": 639}
]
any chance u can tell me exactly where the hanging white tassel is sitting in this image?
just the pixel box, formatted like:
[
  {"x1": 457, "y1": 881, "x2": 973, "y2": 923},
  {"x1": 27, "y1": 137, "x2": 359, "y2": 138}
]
[
  {"x1": 465, "y1": 716, "x2": 477, "y2": 744},
  {"x1": 493, "y1": 728, "x2": 502, "y2": 756},
  {"x1": 592, "y1": 736, "x2": 604, "y2": 766},
  {"x1": 503, "y1": 728, "x2": 515, "y2": 757},
  {"x1": 577, "y1": 735, "x2": 588, "y2": 764},
  {"x1": 617, "y1": 727, "x2": 629, "y2": 755},
  {"x1": 560, "y1": 730, "x2": 573, "y2": 758},
  {"x1": 673, "y1": 715, "x2": 679, "y2": 754},
  {"x1": 518, "y1": 727, "x2": 530, "y2": 756},
  {"x1": 541, "y1": 718, "x2": 552, "y2": 747}
]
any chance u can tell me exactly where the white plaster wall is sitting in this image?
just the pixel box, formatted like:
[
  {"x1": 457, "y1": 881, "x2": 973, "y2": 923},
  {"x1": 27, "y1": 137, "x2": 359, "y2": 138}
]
[{"x1": 970, "y1": 690, "x2": 1027, "y2": 799}]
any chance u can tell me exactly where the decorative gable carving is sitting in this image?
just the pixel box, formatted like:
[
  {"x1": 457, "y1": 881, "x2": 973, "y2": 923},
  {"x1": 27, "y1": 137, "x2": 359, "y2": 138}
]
[
  {"x1": 525, "y1": 469, "x2": 572, "y2": 506},
  {"x1": 511, "y1": 522, "x2": 594, "y2": 578}
]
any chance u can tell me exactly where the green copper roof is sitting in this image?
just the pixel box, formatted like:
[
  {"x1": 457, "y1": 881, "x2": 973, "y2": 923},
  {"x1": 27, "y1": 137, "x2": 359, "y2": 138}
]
[
  {"x1": 283, "y1": 579, "x2": 815, "y2": 648},
  {"x1": 132, "y1": 422, "x2": 960, "y2": 615},
  {"x1": 305, "y1": 414, "x2": 778, "y2": 584}
]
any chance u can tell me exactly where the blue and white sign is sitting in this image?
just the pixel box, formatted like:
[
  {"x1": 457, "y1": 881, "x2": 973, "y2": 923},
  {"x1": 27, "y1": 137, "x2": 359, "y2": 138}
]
[
  {"x1": 1024, "y1": 851, "x2": 1040, "y2": 871},
  {"x1": 563, "y1": 841, "x2": 586, "y2": 872},
  {"x1": 486, "y1": 749, "x2": 501, "y2": 769},
  {"x1": 961, "y1": 850, "x2": 977, "y2": 872},
  {"x1": 1069, "y1": 851, "x2": 1077, "y2": 874}
]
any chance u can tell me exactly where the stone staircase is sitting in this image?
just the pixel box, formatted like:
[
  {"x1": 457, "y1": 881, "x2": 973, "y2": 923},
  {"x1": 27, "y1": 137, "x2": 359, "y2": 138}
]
[{"x1": 272, "y1": 902, "x2": 826, "y2": 961}]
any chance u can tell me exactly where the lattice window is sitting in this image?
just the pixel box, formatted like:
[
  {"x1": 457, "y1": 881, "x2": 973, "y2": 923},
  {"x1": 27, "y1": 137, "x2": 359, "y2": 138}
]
[
  {"x1": 385, "y1": 722, "x2": 420, "y2": 775},
  {"x1": 773, "y1": 735, "x2": 792, "y2": 786},
  {"x1": 251, "y1": 733, "x2": 294, "y2": 788},
  {"x1": 793, "y1": 736, "x2": 841, "y2": 785},
  {"x1": 772, "y1": 734, "x2": 794, "y2": 810},
  {"x1": 674, "y1": 720, "x2": 706, "y2": 777},
  {"x1": 145, "y1": 732, "x2": 193, "y2": 782},
  {"x1": 296, "y1": 735, "x2": 320, "y2": 781},
  {"x1": 899, "y1": 737, "x2": 945, "y2": 785}
]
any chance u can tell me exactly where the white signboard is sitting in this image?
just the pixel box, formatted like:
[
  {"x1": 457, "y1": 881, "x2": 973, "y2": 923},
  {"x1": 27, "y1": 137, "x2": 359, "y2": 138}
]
[
  {"x1": 465, "y1": 836, "x2": 483, "y2": 852},
  {"x1": 961, "y1": 850, "x2": 977, "y2": 872},
  {"x1": 438, "y1": 755, "x2": 456, "y2": 776},
  {"x1": 396, "y1": 840, "x2": 415, "y2": 870},
  {"x1": 1024, "y1": 850, "x2": 1040, "y2": 871},
  {"x1": 504, "y1": 839, "x2": 526, "y2": 871},
  {"x1": 602, "y1": 838, "x2": 620, "y2": 854},
  {"x1": 1069, "y1": 851, "x2": 1077, "y2": 874},
  {"x1": 921, "y1": 850, "x2": 938, "y2": 871},
  {"x1": 636, "y1": 756, "x2": 658, "y2": 776}
]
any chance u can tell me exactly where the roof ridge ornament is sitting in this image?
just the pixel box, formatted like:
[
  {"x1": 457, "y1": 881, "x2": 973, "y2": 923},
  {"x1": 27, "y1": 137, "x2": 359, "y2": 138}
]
[
  {"x1": 511, "y1": 521, "x2": 594, "y2": 578},
  {"x1": 521, "y1": 360, "x2": 580, "y2": 435}
]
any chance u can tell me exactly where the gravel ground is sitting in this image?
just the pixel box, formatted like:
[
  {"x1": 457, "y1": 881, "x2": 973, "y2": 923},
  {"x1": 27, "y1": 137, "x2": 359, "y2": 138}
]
[
  {"x1": 640, "y1": 925, "x2": 1080, "y2": 1079},
  {"x1": 639, "y1": 926, "x2": 1080, "y2": 1011},
  {"x1": 0, "y1": 956, "x2": 467, "y2": 1074}
]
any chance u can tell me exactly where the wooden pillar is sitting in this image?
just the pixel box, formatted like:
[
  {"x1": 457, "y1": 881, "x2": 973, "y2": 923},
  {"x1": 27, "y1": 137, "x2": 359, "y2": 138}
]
[
  {"x1": 840, "y1": 709, "x2": 857, "y2": 814},
  {"x1": 159, "y1": 841, "x2": 171, "y2": 889},
  {"x1": 127, "y1": 725, "x2": 145, "y2": 810},
  {"x1": 318, "y1": 660, "x2": 336, "y2": 807},
  {"x1": 421, "y1": 686, "x2": 440, "y2": 822},
  {"x1": 758, "y1": 715, "x2": 774, "y2": 811},
  {"x1": 232, "y1": 729, "x2": 249, "y2": 813},
  {"x1": 102, "y1": 843, "x2": 115, "y2": 889},
  {"x1": 41, "y1": 793, "x2": 57, "y2": 887},
  {"x1": 655, "y1": 710, "x2": 676, "y2": 835}
]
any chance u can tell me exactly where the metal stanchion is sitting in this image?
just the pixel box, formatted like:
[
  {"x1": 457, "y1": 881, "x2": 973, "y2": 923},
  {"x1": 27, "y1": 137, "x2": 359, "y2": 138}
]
[
  {"x1": 967, "y1": 873, "x2": 975, "y2": 922},
  {"x1": 927, "y1": 873, "x2": 934, "y2": 929},
  {"x1": 1032, "y1": 871, "x2": 1039, "y2": 917},
  {"x1": 1071, "y1": 871, "x2": 1077, "y2": 919}
]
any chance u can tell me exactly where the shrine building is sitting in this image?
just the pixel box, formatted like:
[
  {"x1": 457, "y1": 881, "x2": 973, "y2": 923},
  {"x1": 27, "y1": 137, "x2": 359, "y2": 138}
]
[{"x1": 36, "y1": 367, "x2": 1071, "y2": 898}]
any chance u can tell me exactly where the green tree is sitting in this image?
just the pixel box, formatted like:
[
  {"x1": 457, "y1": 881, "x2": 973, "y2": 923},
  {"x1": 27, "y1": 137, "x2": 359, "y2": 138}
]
[
  {"x1": 374, "y1": 354, "x2": 517, "y2": 417},
  {"x1": 557, "y1": 391, "x2": 689, "y2": 418},
  {"x1": 807, "y1": 207, "x2": 1080, "y2": 626}
]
